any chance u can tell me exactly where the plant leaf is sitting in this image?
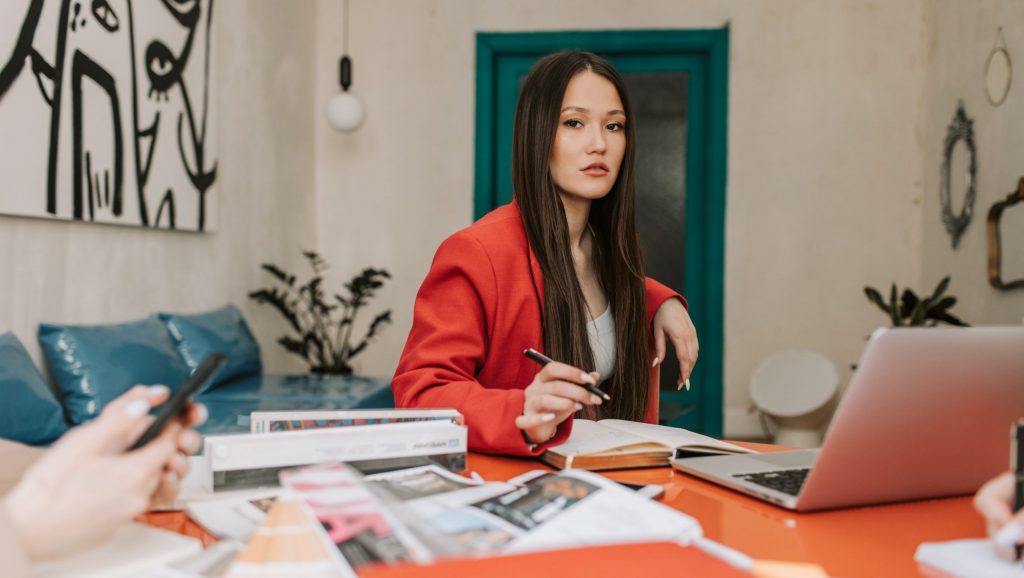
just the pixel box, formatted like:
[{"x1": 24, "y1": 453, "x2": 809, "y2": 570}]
[
  {"x1": 864, "y1": 286, "x2": 887, "y2": 312},
  {"x1": 930, "y1": 276, "x2": 951, "y2": 302},
  {"x1": 261, "y1": 264, "x2": 295, "y2": 287},
  {"x1": 277, "y1": 336, "x2": 308, "y2": 357},
  {"x1": 347, "y1": 310, "x2": 392, "y2": 360},
  {"x1": 888, "y1": 283, "x2": 901, "y2": 326},
  {"x1": 926, "y1": 296, "x2": 957, "y2": 317},
  {"x1": 249, "y1": 288, "x2": 304, "y2": 334},
  {"x1": 908, "y1": 302, "x2": 928, "y2": 326},
  {"x1": 899, "y1": 288, "x2": 919, "y2": 319},
  {"x1": 932, "y1": 311, "x2": 970, "y2": 327}
]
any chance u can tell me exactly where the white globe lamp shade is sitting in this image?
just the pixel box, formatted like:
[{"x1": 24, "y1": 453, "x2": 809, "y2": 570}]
[
  {"x1": 326, "y1": 91, "x2": 365, "y2": 132},
  {"x1": 750, "y1": 349, "x2": 839, "y2": 448}
]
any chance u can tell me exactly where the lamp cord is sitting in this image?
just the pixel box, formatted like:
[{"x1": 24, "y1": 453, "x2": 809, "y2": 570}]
[{"x1": 342, "y1": 0, "x2": 349, "y2": 56}]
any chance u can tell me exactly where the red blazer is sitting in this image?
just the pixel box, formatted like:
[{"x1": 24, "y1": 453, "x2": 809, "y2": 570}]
[{"x1": 392, "y1": 203, "x2": 685, "y2": 456}]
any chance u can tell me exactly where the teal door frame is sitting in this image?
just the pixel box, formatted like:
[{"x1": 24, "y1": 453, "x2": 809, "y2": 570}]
[{"x1": 474, "y1": 29, "x2": 728, "y2": 436}]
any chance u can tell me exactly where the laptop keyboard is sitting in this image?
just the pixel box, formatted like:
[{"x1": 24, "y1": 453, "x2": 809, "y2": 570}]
[{"x1": 733, "y1": 468, "x2": 811, "y2": 496}]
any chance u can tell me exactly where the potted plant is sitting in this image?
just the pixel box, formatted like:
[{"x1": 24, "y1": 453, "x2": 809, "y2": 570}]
[
  {"x1": 863, "y1": 276, "x2": 969, "y2": 327},
  {"x1": 249, "y1": 251, "x2": 392, "y2": 375}
]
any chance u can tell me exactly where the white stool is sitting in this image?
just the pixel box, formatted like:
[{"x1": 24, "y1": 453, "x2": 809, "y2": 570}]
[{"x1": 750, "y1": 349, "x2": 839, "y2": 448}]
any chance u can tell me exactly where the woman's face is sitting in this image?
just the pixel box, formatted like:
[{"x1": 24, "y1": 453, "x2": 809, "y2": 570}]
[{"x1": 549, "y1": 71, "x2": 627, "y2": 204}]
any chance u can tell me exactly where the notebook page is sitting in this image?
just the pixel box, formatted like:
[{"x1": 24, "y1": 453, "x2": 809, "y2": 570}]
[
  {"x1": 598, "y1": 420, "x2": 754, "y2": 454},
  {"x1": 550, "y1": 419, "x2": 662, "y2": 456}
]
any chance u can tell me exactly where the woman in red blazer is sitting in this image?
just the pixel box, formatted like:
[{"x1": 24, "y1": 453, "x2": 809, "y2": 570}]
[{"x1": 393, "y1": 52, "x2": 699, "y2": 456}]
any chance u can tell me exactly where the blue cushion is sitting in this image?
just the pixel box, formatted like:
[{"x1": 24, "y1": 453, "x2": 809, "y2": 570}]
[
  {"x1": 0, "y1": 333, "x2": 69, "y2": 445},
  {"x1": 39, "y1": 316, "x2": 191, "y2": 424},
  {"x1": 159, "y1": 305, "x2": 262, "y2": 388}
]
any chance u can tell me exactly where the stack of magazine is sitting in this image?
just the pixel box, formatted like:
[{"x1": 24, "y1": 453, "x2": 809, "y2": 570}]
[
  {"x1": 200, "y1": 409, "x2": 468, "y2": 492},
  {"x1": 174, "y1": 409, "x2": 758, "y2": 577}
]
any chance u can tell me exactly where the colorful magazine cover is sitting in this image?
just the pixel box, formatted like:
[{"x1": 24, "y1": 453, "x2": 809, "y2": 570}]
[{"x1": 280, "y1": 463, "x2": 434, "y2": 573}]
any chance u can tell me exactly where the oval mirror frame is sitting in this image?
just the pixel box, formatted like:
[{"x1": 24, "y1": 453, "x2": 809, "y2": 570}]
[
  {"x1": 985, "y1": 31, "x2": 1012, "y2": 107},
  {"x1": 940, "y1": 101, "x2": 977, "y2": 249}
]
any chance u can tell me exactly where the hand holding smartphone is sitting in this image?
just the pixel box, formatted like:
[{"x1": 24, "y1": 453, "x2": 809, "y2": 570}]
[{"x1": 128, "y1": 351, "x2": 226, "y2": 451}]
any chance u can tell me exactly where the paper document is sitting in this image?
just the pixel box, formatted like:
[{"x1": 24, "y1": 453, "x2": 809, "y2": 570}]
[
  {"x1": 32, "y1": 524, "x2": 202, "y2": 578},
  {"x1": 915, "y1": 538, "x2": 1024, "y2": 578}
]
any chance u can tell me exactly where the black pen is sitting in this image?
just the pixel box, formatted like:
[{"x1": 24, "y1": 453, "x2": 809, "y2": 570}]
[
  {"x1": 1014, "y1": 419, "x2": 1024, "y2": 561},
  {"x1": 523, "y1": 348, "x2": 611, "y2": 401}
]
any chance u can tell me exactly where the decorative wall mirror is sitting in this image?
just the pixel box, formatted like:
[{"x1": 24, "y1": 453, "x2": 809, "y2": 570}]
[
  {"x1": 985, "y1": 28, "x2": 1012, "y2": 107},
  {"x1": 987, "y1": 177, "x2": 1024, "y2": 290},
  {"x1": 940, "y1": 101, "x2": 977, "y2": 249}
]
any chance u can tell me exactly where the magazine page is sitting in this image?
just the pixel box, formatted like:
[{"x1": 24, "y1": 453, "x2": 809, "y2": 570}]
[
  {"x1": 32, "y1": 523, "x2": 203, "y2": 578},
  {"x1": 365, "y1": 465, "x2": 515, "y2": 517},
  {"x1": 222, "y1": 494, "x2": 351, "y2": 578},
  {"x1": 492, "y1": 470, "x2": 701, "y2": 553},
  {"x1": 548, "y1": 419, "x2": 663, "y2": 456},
  {"x1": 250, "y1": 409, "x2": 463, "y2": 433},
  {"x1": 598, "y1": 419, "x2": 755, "y2": 454},
  {"x1": 185, "y1": 490, "x2": 280, "y2": 541},
  {"x1": 414, "y1": 470, "x2": 702, "y2": 558},
  {"x1": 281, "y1": 463, "x2": 435, "y2": 574}
]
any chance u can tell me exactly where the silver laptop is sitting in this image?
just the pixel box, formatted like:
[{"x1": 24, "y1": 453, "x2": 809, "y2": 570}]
[{"x1": 672, "y1": 327, "x2": 1024, "y2": 511}]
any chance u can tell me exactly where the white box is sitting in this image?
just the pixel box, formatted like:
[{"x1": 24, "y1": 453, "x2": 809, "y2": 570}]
[{"x1": 203, "y1": 421, "x2": 467, "y2": 492}]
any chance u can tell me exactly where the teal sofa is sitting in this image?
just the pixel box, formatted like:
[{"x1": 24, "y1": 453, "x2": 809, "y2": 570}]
[{"x1": 0, "y1": 305, "x2": 393, "y2": 445}]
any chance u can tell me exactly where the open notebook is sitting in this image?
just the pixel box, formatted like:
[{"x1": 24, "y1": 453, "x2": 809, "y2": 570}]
[{"x1": 542, "y1": 419, "x2": 755, "y2": 470}]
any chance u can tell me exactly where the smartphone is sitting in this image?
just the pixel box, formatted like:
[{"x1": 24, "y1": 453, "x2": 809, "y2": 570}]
[
  {"x1": 617, "y1": 481, "x2": 665, "y2": 500},
  {"x1": 128, "y1": 351, "x2": 227, "y2": 451}
]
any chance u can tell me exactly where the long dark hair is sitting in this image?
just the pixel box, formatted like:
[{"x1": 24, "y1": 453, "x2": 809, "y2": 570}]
[{"x1": 512, "y1": 51, "x2": 649, "y2": 422}]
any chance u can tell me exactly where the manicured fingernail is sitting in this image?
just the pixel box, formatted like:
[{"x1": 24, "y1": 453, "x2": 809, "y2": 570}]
[
  {"x1": 580, "y1": 372, "x2": 596, "y2": 385},
  {"x1": 124, "y1": 399, "x2": 151, "y2": 417},
  {"x1": 183, "y1": 430, "x2": 201, "y2": 453},
  {"x1": 685, "y1": 378, "x2": 691, "y2": 391},
  {"x1": 540, "y1": 413, "x2": 556, "y2": 422},
  {"x1": 652, "y1": 357, "x2": 659, "y2": 367},
  {"x1": 995, "y1": 523, "x2": 1024, "y2": 549},
  {"x1": 149, "y1": 384, "x2": 170, "y2": 397},
  {"x1": 574, "y1": 402, "x2": 583, "y2": 411},
  {"x1": 677, "y1": 381, "x2": 684, "y2": 391},
  {"x1": 194, "y1": 403, "x2": 208, "y2": 425}
]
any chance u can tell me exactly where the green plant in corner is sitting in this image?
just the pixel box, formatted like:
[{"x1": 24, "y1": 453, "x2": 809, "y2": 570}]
[
  {"x1": 863, "y1": 276, "x2": 969, "y2": 327},
  {"x1": 249, "y1": 251, "x2": 392, "y2": 374}
]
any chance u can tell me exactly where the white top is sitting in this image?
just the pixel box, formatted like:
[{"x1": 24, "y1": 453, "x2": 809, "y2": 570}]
[{"x1": 586, "y1": 305, "x2": 616, "y2": 383}]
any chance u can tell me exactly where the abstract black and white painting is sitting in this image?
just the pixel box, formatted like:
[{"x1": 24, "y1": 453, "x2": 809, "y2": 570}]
[{"x1": 0, "y1": 0, "x2": 217, "y2": 232}]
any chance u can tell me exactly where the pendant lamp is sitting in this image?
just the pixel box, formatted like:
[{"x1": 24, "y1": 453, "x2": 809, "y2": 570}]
[{"x1": 325, "y1": 0, "x2": 365, "y2": 132}]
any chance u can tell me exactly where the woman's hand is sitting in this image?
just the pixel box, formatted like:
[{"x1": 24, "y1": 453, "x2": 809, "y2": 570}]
[
  {"x1": 150, "y1": 400, "x2": 206, "y2": 508},
  {"x1": 515, "y1": 363, "x2": 602, "y2": 446},
  {"x1": 2, "y1": 385, "x2": 206, "y2": 561},
  {"x1": 974, "y1": 471, "x2": 1024, "y2": 559},
  {"x1": 652, "y1": 298, "x2": 699, "y2": 390}
]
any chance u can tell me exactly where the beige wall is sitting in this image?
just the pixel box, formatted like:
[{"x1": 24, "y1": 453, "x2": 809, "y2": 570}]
[
  {"x1": 9, "y1": 1, "x2": 1016, "y2": 436},
  {"x1": 921, "y1": 0, "x2": 1024, "y2": 326},
  {"x1": 314, "y1": 0, "x2": 930, "y2": 435},
  {"x1": 0, "y1": 1, "x2": 319, "y2": 373}
]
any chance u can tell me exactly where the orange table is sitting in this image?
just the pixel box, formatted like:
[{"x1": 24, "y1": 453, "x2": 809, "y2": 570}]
[{"x1": 144, "y1": 444, "x2": 984, "y2": 578}]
